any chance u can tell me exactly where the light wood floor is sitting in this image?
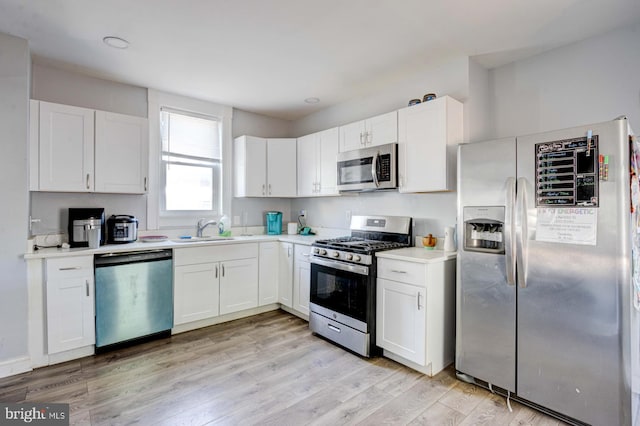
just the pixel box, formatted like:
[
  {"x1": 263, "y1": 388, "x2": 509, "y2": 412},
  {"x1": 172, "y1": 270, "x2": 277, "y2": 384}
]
[{"x1": 0, "y1": 310, "x2": 565, "y2": 425}]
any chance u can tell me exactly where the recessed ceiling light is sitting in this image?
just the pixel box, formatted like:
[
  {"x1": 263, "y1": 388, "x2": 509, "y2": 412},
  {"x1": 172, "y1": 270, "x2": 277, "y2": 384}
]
[
  {"x1": 304, "y1": 97, "x2": 320, "y2": 104},
  {"x1": 103, "y1": 36, "x2": 130, "y2": 49}
]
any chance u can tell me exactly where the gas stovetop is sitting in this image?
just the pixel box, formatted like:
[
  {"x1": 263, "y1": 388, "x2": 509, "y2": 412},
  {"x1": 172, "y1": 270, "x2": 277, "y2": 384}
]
[
  {"x1": 313, "y1": 236, "x2": 409, "y2": 254},
  {"x1": 311, "y1": 215, "x2": 413, "y2": 265}
]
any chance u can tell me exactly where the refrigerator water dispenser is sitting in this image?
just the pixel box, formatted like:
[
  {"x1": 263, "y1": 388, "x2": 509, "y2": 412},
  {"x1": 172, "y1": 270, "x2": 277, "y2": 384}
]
[{"x1": 463, "y1": 206, "x2": 505, "y2": 254}]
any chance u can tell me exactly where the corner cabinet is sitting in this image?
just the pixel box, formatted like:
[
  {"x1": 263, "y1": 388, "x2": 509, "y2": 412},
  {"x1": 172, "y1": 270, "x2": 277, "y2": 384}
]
[
  {"x1": 45, "y1": 256, "x2": 95, "y2": 354},
  {"x1": 339, "y1": 111, "x2": 397, "y2": 152},
  {"x1": 293, "y1": 244, "x2": 312, "y2": 316},
  {"x1": 278, "y1": 242, "x2": 294, "y2": 307},
  {"x1": 234, "y1": 136, "x2": 297, "y2": 197},
  {"x1": 297, "y1": 127, "x2": 340, "y2": 197},
  {"x1": 376, "y1": 255, "x2": 456, "y2": 376},
  {"x1": 30, "y1": 100, "x2": 149, "y2": 194},
  {"x1": 397, "y1": 96, "x2": 463, "y2": 193}
]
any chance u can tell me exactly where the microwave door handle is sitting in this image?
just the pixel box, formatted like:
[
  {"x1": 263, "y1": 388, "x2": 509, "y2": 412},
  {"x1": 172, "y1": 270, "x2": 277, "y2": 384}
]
[{"x1": 371, "y1": 151, "x2": 380, "y2": 187}]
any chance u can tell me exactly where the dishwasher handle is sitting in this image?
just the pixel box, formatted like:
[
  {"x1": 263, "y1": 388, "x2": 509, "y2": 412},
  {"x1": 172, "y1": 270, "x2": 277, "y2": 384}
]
[{"x1": 94, "y1": 249, "x2": 173, "y2": 267}]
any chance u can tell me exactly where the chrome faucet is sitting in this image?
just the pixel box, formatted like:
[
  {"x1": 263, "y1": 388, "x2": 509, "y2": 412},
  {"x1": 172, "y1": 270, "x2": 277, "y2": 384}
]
[{"x1": 196, "y1": 218, "x2": 217, "y2": 237}]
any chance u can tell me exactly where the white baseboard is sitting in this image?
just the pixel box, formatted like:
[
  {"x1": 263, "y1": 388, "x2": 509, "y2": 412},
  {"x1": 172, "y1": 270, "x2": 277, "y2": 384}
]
[{"x1": 0, "y1": 356, "x2": 32, "y2": 379}]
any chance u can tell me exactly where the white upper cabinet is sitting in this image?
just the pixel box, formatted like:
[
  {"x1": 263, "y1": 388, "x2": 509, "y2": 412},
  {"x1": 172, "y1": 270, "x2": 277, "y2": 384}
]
[
  {"x1": 296, "y1": 127, "x2": 339, "y2": 197},
  {"x1": 38, "y1": 101, "x2": 95, "y2": 192},
  {"x1": 398, "y1": 96, "x2": 463, "y2": 193},
  {"x1": 31, "y1": 100, "x2": 149, "y2": 194},
  {"x1": 234, "y1": 136, "x2": 297, "y2": 197},
  {"x1": 339, "y1": 111, "x2": 397, "y2": 152},
  {"x1": 95, "y1": 111, "x2": 148, "y2": 193}
]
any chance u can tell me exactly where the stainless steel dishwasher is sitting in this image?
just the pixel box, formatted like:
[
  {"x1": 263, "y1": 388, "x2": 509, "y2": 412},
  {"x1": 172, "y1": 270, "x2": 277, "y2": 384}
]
[{"x1": 94, "y1": 249, "x2": 173, "y2": 350}]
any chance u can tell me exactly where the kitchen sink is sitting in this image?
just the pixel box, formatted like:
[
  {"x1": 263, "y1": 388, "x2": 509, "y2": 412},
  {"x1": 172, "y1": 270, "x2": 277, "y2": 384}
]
[{"x1": 172, "y1": 236, "x2": 235, "y2": 243}]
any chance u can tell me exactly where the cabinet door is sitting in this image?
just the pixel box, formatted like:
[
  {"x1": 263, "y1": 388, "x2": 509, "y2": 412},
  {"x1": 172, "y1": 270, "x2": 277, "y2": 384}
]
[
  {"x1": 259, "y1": 242, "x2": 279, "y2": 306},
  {"x1": 376, "y1": 278, "x2": 426, "y2": 364},
  {"x1": 293, "y1": 245, "x2": 312, "y2": 316},
  {"x1": 174, "y1": 263, "x2": 220, "y2": 325},
  {"x1": 339, "y1": 120, "x2": 366, "y2": 152},
  {"x1": 297, "y1": 133, "x2": 318, "y2": 196},
  {"x1": 278, "y1": 242, "x2": 294, "y2": 307},
  {"x1": 398, "y1": 96, "x2": 462, "y2": 192},
  {"x1": 39, "y1": 101, "x2": 94, "y2": 192},
  {"x1": 318, "y1": 127, "x2": 339, "y2": 196},
  {"x1": 366, "y1": 111, "x2": 397, "y2": 147},
  {"x1": 46, "y1": 257, "x2": 95, "y2": 354},
  {"x1": 235, "y1": 136, "x2": 267, "y2": 197},
  {"x1": 267, "y1": 138, "x2": 297, "y2": 197},
  {"x1": 220, "y1": 258, "x2": 259, "y2": 315},
  {"x1": 95, "y1": 111, "x2": 148, "y2": 194}
]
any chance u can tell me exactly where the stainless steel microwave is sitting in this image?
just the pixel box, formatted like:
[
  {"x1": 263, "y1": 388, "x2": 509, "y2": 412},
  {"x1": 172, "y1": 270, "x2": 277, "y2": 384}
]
[{"x1": 336, "y1": 143, "x2": 398, "y2": 192}]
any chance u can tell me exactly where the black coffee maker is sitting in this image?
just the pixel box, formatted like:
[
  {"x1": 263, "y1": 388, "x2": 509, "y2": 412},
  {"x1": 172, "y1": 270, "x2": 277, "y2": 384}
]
[{"x1": 68, "y1": 208, "x2": 106, "y2": 248}]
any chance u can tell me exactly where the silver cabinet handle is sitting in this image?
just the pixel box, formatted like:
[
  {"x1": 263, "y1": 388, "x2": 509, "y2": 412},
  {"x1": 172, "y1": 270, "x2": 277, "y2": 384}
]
[
  {"x1": 417, "y1": 292, "x2": 422, "y2": 310},
  {"x1": 86, "y1": 173, "x2": 90, "y2": 190},
  {"x1": 215, "y1": 265, "x2": 218, "y2": 279},
  {"x1": 221, "y1": 264, "x2": 225, "y2": 277},
  {"x1": 328, "y1": 324, "x2": 341, "y2": 333},
  {"x1": 366, "y1": 131, "x2": 372, "y2": 145},
  {"x1": 288, "y1": 247, "x2": 292, "y2": 257},
  {"x1": 59, "y1": 266, "x2": 81, "y2": 271},
  {"x1": 262, "y1": 184, "x2": 266, "y2": 195},
  {"x1": 85, "y1": 280, "x2": 90, "y2": 297},
  {"x1": 359, "y1": 132, "x2": 365, "y2": 145},
  {"x1": 144, "y1": 177, "x2": 148, "y2": 192},
  {"x1": 268, "y1": 183, "x2": 272, "y2": 195},
  {"x1": 391, "y1": 269, "x2": 407, "y2": 274}
]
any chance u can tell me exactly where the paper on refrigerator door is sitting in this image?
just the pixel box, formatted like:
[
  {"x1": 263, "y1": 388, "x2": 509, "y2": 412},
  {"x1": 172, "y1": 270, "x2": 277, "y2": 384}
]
[{"x1": 535, "y1": 207, "x2": 597, "y2": 245}]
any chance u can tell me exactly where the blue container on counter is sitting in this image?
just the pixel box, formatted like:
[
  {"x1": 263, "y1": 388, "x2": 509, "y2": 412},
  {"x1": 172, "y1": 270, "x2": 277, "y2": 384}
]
[{"x1": 266, "y1": 211, "x2": 283, "y2": 235}]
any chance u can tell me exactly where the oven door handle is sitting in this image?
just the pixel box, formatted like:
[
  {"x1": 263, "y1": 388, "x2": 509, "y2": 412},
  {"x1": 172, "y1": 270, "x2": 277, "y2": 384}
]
[{"x1": 310, "y1": 256, "x2": 369, "y2": 276}]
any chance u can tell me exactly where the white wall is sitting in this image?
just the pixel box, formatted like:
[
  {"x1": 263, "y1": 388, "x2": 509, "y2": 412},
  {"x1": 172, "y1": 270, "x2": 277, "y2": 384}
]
[
  {"x1": 490, "y1": 22, "x2": 640, "y2": 138},
  {"x1": 0, "y1": 33, "x2": 30, "y2": 367},
  {"x1": 290, "y1": 56, "x2": 472, "y2": 240}
]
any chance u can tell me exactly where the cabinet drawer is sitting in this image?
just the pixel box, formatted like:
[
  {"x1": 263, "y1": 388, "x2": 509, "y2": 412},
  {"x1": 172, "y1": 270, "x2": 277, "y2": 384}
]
[
  {"x1": 294, "y1": 244, "x2": 312, "y2": 263},
  {"x1": 377, "y1": 258, "x2": 426, "y2": 286},
  {"x1": 174, "y1": 243, "x2": 258, "y2": 266},
  {"x1": 46, "y1": 256, "x2": 93, "y2": 279}
]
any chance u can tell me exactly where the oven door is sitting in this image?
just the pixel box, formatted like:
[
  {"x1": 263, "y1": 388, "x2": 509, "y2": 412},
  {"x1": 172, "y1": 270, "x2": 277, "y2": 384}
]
[{"x1": 310, "y1": 256, "x2": 371, "y2": 332}]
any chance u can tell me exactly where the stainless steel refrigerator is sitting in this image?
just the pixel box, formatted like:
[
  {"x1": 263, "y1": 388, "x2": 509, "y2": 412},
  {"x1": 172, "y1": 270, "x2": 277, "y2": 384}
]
[{"x1": 456, "y1": 117, "x2": 640, "y2": 425}]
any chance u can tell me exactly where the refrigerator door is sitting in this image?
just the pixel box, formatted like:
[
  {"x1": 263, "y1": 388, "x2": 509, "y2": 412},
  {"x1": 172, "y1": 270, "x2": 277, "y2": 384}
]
[
  {"x1": 516, "y1": 119, "x2": 629, "y2": 425},
  {"x1": 456, "y1": 138, "x2": 517, "y2": 392}
]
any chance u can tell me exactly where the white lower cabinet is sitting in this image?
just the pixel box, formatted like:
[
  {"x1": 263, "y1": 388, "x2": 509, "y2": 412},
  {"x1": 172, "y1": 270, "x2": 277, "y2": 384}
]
[
  {"x1": 259, "y1": 242, "x2": 279, "y2": 306},
  {"x1": 278, "y1": 242, "x2": 294, "y2": 307},
  {"x1": 174, "y1": 262, "x2": 220, "y2": 325},
  {"x1": 219, "y1": 258, "x2": 259, "y2": 315},
  {"x1": 376, "y1": 256, "x2": 455, "y2": 376},
  {"x1": 293, "y1": 244, "x2": 312, "y2": 316},
  {"x1": 45, "y1": 256, "x2": 95, "y2": 354},
  {"x1": 174, "y1": 244, "x2": 259, "y2": 325}
]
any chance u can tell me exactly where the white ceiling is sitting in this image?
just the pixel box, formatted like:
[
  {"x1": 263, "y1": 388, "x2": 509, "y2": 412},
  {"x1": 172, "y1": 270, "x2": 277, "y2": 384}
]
[{"x1": 1, "y1": 0, "x2": 639, "y2": 120}]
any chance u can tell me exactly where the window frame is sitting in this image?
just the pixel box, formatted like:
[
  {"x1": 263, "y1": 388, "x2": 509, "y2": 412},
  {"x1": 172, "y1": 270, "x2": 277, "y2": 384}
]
[{"x1": 147, "y1": 89, "x2": 233, "y2": 230}]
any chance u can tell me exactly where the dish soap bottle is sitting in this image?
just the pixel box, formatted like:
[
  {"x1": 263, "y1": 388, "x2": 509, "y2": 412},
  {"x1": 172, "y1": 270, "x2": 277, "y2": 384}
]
[{"x1": 218, "y1": 215, "x2": 231, "y2": 236}]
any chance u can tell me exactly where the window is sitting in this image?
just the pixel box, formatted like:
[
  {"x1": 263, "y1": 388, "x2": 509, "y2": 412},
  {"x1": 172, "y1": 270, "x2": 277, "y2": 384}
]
[{"x1": 160, "y1": 109, "x2": 222, "y2": 217}]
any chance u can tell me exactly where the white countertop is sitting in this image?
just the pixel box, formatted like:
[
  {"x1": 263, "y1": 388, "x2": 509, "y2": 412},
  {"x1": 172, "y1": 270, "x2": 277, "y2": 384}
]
[
  {"x1": 24, "y1": 234, "x2": 321, "y2": 260},
  {"x1": 376, "y1": 247, "x2": 457, "y2": 263}
]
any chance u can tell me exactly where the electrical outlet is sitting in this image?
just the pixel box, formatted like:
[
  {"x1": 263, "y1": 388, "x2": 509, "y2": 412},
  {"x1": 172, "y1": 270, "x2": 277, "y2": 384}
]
[{"x1": 299, "y1": 209, "x2": 306, "y2": 217}]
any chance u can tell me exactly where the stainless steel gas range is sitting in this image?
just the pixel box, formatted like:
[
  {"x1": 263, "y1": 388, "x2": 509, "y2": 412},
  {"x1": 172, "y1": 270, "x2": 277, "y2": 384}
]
[{"x1": 309, "y1": 215, "x2": 412, "y2": 357}]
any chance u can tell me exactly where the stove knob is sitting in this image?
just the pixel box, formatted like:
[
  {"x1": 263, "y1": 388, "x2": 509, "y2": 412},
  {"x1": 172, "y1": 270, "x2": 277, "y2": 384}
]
[
  {"x1": 345, "y1": 254, "x2": 353, "y2": 261},
  {"x1": 320, "y1": 249, "x2": 327, "y2": 255},
  {"x1": 331, "y1": 251, "x2": 340, "y2": 258},
  {"x1": 313, "y1": 248, "x2": 320, "y2": 254},
  {"x1": 353, "y1": 255, "x2": 361, "y2": 262}
]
